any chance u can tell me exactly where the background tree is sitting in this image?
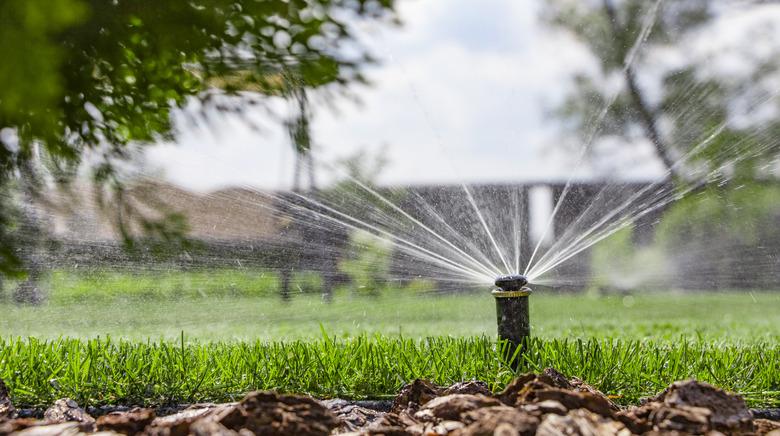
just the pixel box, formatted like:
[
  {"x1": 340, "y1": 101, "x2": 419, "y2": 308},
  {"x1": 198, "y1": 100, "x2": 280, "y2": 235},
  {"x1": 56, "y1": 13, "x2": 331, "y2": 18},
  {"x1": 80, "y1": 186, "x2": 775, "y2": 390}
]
[
  {"x1": 328, "y1": 148, "x2": 400, "y2": 295},
  {"x1": 284, "y1": 74, "x2": 317, "y2": 193},
  {"x1": 273, "y1": 147, "x2": 399, "y2": 300},
  {"x1": 0, "y1": 0, "x2": 397, "y2": 280},
  {"x1": 544, "y1": 0, "x2": 779, "y2": 179},
  {"x1": 545, "y1": 0, "x2": 780, "y2": 289}
]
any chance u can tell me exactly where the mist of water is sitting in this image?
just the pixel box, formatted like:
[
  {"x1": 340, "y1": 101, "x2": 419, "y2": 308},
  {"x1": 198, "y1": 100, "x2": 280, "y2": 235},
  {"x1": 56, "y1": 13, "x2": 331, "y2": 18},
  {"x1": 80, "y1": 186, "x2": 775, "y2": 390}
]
[
  {"x1": 5, "y1": 0, "x2": 780, "y2": 327},
  {"x1": 248, "y1": 0, "x2": 780, "y2": 294}
]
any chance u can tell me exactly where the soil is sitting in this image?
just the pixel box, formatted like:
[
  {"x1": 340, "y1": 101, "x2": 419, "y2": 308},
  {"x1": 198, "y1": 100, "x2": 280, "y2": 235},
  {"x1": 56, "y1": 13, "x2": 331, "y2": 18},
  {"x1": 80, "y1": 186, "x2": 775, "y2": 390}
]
[{"x1": 1, "y1": 369, "x2": 779, "y2": 435}]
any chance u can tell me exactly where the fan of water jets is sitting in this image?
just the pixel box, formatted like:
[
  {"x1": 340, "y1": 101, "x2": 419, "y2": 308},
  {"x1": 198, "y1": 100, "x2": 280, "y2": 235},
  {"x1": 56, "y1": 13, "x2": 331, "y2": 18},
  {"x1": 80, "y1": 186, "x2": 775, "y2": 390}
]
[
  {"x1": 259, "y1": 117, "x2": 778, "y2": 293},
  {"x1": 246, "y1": 2, "x2": 780, "y2": 294}
]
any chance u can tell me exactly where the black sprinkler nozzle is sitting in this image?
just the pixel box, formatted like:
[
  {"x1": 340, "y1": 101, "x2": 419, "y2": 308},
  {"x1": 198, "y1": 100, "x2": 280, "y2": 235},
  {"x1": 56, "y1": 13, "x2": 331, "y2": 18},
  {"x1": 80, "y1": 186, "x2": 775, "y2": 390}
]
[
  {"x1": 492, "y1": 274, "x2": 531, "y2": 369},
  {"x1": 494, "y1": 274, "x2": 528, "y2": 291}
]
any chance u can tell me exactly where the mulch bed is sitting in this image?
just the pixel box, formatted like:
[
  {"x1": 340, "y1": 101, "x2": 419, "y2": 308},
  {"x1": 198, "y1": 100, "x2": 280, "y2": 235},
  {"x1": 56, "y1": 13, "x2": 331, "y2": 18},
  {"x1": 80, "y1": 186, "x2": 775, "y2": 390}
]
[{"x1": 1, "y1": 368, "x2": 779, "y2": 435}]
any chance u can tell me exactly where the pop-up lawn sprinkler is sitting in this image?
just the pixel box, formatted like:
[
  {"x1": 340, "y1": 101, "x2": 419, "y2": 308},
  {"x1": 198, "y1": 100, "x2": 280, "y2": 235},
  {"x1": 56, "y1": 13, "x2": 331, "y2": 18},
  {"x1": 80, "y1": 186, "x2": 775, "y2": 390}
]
[{"x1": 493, "y1": 274, "x2": 531, "y2": 368}]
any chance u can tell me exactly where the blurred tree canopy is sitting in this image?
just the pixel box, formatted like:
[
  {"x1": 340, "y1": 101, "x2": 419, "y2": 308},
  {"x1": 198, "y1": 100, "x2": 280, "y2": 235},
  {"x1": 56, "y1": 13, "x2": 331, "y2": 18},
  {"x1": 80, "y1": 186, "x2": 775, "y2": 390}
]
[
  {"x1": 544, "y1": 0, "x2": 780, "y2": 180},
  {"x1": 0, "y1": 0, "x2": 396, "y2": 276},
  {"x1": 545, "y1": 0, "x2": 780, "y2": 289}
]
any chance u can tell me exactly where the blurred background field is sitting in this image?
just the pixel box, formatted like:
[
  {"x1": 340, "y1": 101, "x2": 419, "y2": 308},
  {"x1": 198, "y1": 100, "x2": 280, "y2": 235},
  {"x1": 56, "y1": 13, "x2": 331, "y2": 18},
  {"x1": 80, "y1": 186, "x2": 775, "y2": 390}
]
[{"x1": 2, "y1": 268, "x2": 778, "y2": 342}]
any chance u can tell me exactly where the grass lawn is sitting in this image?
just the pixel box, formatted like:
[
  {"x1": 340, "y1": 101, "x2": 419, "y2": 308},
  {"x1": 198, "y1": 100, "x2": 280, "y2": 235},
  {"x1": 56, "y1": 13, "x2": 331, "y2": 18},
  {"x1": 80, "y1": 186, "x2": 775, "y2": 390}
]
[
  {"x1": 0, "y1": 269, "x2": 779, "y2": 408},
  {"x1": 1, "y1": 287, "x2": 779, "y2": 342},
  {"x1": 1, "y1": 336, "x2": 778, "y2": 408}
]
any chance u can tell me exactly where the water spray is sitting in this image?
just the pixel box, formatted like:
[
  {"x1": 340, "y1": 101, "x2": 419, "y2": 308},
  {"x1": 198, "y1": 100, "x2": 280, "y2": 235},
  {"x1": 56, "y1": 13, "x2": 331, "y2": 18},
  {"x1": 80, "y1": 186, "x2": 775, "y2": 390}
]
[{"x1": 493, "y1": 274, "x2": 531, "y2": 367}]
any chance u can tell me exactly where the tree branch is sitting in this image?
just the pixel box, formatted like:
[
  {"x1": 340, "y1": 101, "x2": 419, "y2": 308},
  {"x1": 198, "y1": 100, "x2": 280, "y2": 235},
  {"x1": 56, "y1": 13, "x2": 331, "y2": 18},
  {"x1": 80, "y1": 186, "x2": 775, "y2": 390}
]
[
  {"x1": 624, "y1": 66, "x2": 676, "y2": 174},
  {"x1": 603, "y1": 0, "x2": 677, "y2": 179}
]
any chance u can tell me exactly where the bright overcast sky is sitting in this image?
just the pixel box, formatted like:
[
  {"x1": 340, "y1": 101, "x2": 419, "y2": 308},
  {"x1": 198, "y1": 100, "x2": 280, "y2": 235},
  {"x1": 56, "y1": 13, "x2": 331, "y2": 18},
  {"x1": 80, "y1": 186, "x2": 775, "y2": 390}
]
[{"x1": 146, "y1": 0, "x2": 780, "y2": 192}]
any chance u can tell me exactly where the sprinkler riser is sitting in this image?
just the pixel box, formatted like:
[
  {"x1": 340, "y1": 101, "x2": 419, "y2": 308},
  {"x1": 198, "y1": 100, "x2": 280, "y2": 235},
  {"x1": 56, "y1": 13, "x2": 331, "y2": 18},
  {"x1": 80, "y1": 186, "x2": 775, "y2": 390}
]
[
  {"x1": 492, "y1": 285, "x2": 531, "y2": 368},
  {"x1": 494, "y1": 292, "x2": 530, "y2": 344}
]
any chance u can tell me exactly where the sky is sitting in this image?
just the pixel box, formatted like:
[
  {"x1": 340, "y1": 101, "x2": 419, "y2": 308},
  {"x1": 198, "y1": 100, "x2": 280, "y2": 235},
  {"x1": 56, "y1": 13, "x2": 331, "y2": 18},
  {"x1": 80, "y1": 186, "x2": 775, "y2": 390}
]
[{"x1": 146, "y1": 0, "x2": 780, "y2": 193}]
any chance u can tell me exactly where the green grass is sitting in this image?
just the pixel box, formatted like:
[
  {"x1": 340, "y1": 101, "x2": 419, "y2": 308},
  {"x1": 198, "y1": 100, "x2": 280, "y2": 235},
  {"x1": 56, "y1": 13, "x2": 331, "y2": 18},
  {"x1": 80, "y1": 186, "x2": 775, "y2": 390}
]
[
  {"x1": 1, "y1": 335, "x2": 778, "y2": 408},
  {"x1": 42, "y1": 269, "x2": 282, "y2": 302},
  {"x1": 1, "y1": 269, "x2": 779, "y2": 408},
  {"x1": 1, "y1": 287, "x2": 779, "y2": 341}
]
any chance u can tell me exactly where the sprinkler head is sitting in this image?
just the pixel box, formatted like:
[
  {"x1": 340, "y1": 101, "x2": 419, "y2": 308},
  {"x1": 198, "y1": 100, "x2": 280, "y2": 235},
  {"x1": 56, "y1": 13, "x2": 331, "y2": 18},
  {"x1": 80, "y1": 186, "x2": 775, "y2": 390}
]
[{"x1": 494, "y1": 274, "x2": 528, "y2": 291}]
